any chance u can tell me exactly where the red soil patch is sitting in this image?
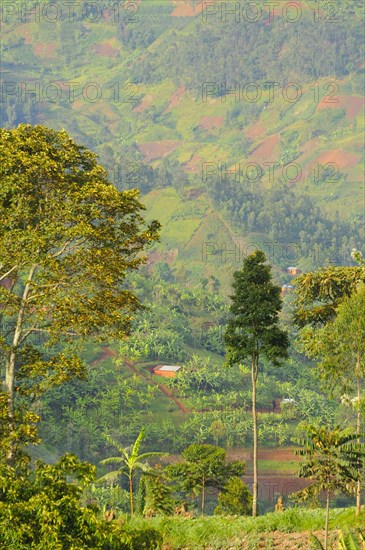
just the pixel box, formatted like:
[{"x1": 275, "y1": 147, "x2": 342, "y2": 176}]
[
  {"x1": 147, "y1": 248, "x2": 178, "y2": 266},
  {"x1": 228, "y1": 448, "x2": 301, "y2": 463},
  {"x1": 250, "y1": 134, "x2": 280, "y2": 161},
  {"x1": 245, "y1": 120, "x2": 266, "y2": 140},
  {"x1": 138, "y1": 141, "x2": 180, "y2": 161},
  {"x1": 133, "y1": 94, "x2": 155, "y2": 113},
  {"x1": 241, "y1": 530, "x2": 339, "y2": 550},
  {"x1": 0, "y1": 278, "x2": 12, "y2": 291},
  {"x1": 199, "y1": 115, "x2": 225, "y2": 130},
  {"x1": 93, "y1": 42, "x2": 119, "y2": 58},
  {"x1": 34, "y1": 42, "x2": 56, "y2": 58},
  {"x1": 315, "y1": 149, "x2": 360, "y2": 170},
  {"x1": 184, "y1": 153, "x2": 202, "y2": 174},
  {"x1": 317, "y1": 94, "x2": 364, "y2": 118},
  {"x1": 301, "y1": 137, "x2": 321, "y2": 153},
  {"x1": 171, "y1": 1, "x2": 204, "y2": 17},
  {"x1": 242, "y1": 474, "x2": 309, "y2": 500},
  {"x1": 347, "y1": 96, "x2": 365, "y2": 118},
  {"x1": 164, "y1": 85, "x2": 186, "y2": 112}
]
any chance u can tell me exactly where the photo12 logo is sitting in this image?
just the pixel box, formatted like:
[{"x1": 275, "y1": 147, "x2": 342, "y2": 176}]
[
  {"x1": 201, "y1": 81, "x2": 340, "y2": 105},
  {"x1": 0, "y1": 81, "x2": 140, "y2": 106},
  {"x1": 0, "y1": 1, "x2": 139, "y2": 24},
  {"x1": 201, "y1": 1, "x2": 341, "y2": 24},
  {"x1": 201, "y1": 161, "x2": 340, "y2": 187}
]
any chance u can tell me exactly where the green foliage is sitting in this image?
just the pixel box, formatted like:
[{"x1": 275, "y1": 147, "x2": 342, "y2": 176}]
[
  {"x1": 98, "y1": 429, "x2": 167, "y2": 514},
  {"x1": 299, "y1": 286, "x2": 365, "y2": 395},
  {"x1": 338, "y1": 527, "x2": 365, "y2": 549},
  {"x1": 167, "y1": 444, "x2": 245, "y2": 515},
  {"x1": 225, "y1": 250, "x2": 289, "y2": 368},
  {"x1": 293, "y1": 266, "x2": 365, "y2": 327},
  {"x1": 214, "y1": 477, "x2": 252, "y2": 516},
  {"x1": 127, "y1": 508, "x2": 365, "y2": 549},
  {"x1": 0, "y1": 124, "x2": 160, "y2": 455},
  {"x1": 309, "y1": 533, "x2": 325, "y2": 549},
  {"x1": 208, "y1": 180, "x2": 363, "y2": 271},
  {"x1": 292, "y1": 425, "x2": 365, "y2": 502},
  {"x1": 136, "y1": 6, "x2": 363, "y2": 88},
  {"x1": 0, "y1": 453, "x2": 162, "y2": 549},
  {"x1": 142, "y1": 466, "x2": 175, "y2": 517}
]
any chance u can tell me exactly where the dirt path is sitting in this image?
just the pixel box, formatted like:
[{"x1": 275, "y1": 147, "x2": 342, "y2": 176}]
[
  {"x1": 89, "y1": 348, "x2": 189, "y2": 413},
  {"x1": 90, "y1": 347, "x2": 117, "y2": 368},
  {"x1": 124, "y1": 359, "x2": 190, "y2": 414}
]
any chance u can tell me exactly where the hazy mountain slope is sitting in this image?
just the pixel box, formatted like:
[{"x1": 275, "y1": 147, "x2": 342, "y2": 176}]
[{"x1": 1, "y1": 0, "x2": 364, "y2": 287}]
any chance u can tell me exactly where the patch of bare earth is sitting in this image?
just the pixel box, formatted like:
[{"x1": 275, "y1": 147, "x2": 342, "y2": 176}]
[
  {"x1": 171, "y1": 0, "x2": 204, "y2": 17},
  {"x1": 133, "y1": 94, "x2": 155, "y2": 113},
  {"x1": 199, "y1": 116, "x2": 225, "y2": 130},
  {"x1": 34, "y1": 43, "x2": 56, "y2": 58},
  {"x1": 93, "y1": 42, "x2": 119, "y2": 58},
  {"x1": 164, "y1": 85, "x2": 186, "y2": 112},
  {"x1": 250, "y1": 134, "x2": 280, "y2": 161},
  {"x1": 245, "y1": 121, "x2": 266, "y2": 140},
  {"x1": 184, "y1": 154, "x2": 202, "y2": 173},
  {"x1": 317, "y1": 94, "x2": 364, "y2": 118},
  {"x1": 315, "y1": 149, "x2": 360, "y2": 170},
  {"x1": 227, "y1": 448, "x2": 300, "y2": 462},
  {"x1": 138, "y1": 141, "x2": 180, "y2": 161},
  {"x1": 240, "y1": 529, "x2": 339, "y2": 549},
  {"x1": 147, "y1": 249, "x2": 179, "y2": 265}
]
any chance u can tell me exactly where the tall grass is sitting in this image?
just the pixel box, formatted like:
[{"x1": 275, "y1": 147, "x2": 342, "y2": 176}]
[{"x1": 126, "y1": 508, "x2": 364, "y2": 550}]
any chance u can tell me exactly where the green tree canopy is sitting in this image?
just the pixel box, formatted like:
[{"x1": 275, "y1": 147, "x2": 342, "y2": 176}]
[
  {"x1": 224, "y1": 250, "x2": 289, "y2": 516},
  {"x1": 292, "y1": 425, "x2": 365, "y2": 550},
  {"x1": 0, "y1": 124, "x2": 160, "y2": 456},
  {"x1": 167, "y1": 443, "x2": 245, "y2": 515},
  {"x1": 214, "y1": 477, "x2": 253, "y2": 516}
]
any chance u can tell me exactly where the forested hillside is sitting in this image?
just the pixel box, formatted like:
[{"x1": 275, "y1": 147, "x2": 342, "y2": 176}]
[{"x1": 1, "y1": 0, "x2": 364, "y2": 287}]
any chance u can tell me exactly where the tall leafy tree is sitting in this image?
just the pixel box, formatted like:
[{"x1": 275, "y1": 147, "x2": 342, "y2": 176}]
[
  {"x1": 292, "y1": 425, "x2": 365, "y2": 550},
  {"x1": 0, "y1": 124, "x2": 160, "y2": 461},
  {"x1": 224, "y1": 250, "x2": 289, "y2": 516},
  {"x1": 299, "y1": 287, "x2": 365, "y2": 514},
  {"x1": 97, "y1": 428, "x2": 166, "y2": 514},
  {"x1": 294, "y1": 255, "x2": 365, "y2": 514},
  {"x1": 167, "y1": 443, "x2": 245, "y2": 515}
]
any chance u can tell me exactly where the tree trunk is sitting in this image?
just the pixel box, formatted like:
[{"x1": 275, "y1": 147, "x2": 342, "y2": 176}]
[
  {"x1": 4, "y1": 266, "x2": 36, "y2": 464},
  {"x1": 201, "y1": 477, "x2": 205, "y2": 516},
  {"x1": 324, "y1": 489, "x2": 330, "y2": 550},
  {"x1": 356, "y1": 377, "x2": 361, "y2": 515},
  {"x1": 129, "y1": 473, "x2": 134, "y2": 515},
  {"x1": 251, "y1": 355, "x2": 258, "y2": 517}
]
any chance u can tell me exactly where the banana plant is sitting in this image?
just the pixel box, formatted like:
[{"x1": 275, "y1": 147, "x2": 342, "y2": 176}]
[{"x1": 97, "y1": 428, "x2": 167, "y2": 514}]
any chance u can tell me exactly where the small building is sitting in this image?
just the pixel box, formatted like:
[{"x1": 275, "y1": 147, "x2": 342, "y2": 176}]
[
  {"x1": 286, "y1": 266, "x2": 302, "y2": 276},
  {"x1": 281, "y1": 284, "x2": 294, "y2": 295},
  {"x1": 153, "y1": 365, "x2": 181, "y2": 378}
]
